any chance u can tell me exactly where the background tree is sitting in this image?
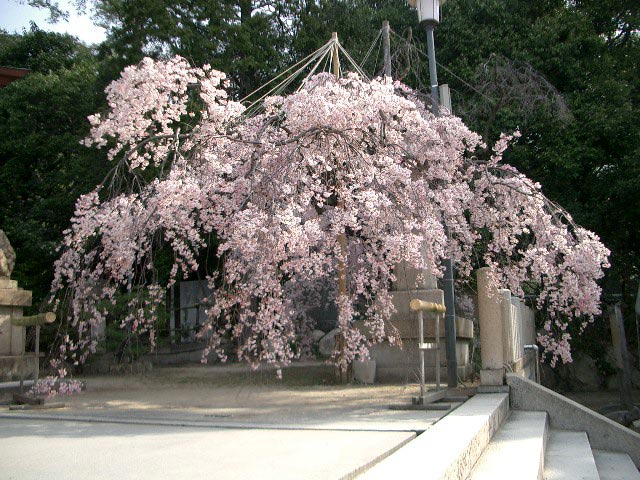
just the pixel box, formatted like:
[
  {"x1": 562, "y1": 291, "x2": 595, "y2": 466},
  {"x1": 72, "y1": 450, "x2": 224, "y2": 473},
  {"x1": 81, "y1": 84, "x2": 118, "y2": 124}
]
[
  {"x1": 0, "y1": 25, "x2": 110, "y2": 306},
  {"x1": 7, "y1": 0, "x2": 640, "y2": 371},
  {"x1": 434, "y1": 0, "x2": 639, "y2": 293},
  {"x1": 91, "y1": 0, "x2": 300, "y2": 96}
]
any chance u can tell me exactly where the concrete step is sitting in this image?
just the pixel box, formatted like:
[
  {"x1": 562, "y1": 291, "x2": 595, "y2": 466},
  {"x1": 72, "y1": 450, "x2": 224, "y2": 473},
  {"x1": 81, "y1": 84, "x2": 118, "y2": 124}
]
[
  {"x1": 468, "y1": 410, "x2": 548, "y2": 480},
  {"x1": 543, "y1": 430, "x2": 599, "y2": 480},
  {"x1": 357, "y1": 393, "x2": 509, "y2": 480},
  {"x1": 592, "y1": 449, "x2": 640, "y2": 480}
]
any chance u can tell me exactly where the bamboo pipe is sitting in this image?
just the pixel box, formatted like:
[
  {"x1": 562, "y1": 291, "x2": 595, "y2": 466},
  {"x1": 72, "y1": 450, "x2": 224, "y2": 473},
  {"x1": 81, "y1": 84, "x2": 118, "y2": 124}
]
[
  {"x1": 10, "y1": 312, "x2": 56, "y2": 327},
  {"x1": 409, "y1": 299, "x2": 446, "y2": 314}
]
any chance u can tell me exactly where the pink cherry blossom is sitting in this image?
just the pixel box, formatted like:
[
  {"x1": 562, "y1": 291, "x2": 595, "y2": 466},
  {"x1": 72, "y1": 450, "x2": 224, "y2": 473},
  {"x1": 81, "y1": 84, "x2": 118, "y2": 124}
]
[{"x1": 50, "y1": 58, "x2": 609, "y2": 376}]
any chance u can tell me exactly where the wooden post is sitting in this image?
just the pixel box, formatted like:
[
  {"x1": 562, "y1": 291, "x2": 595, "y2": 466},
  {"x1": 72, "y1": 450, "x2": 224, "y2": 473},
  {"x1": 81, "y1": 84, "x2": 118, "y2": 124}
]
[
  {"x1": 382, "y1": 21, "x2": 391, "y2": 78},
  {"x1": 332, "y1": 32, "x2": 346, "y2": 309},
  {"x1": 331, "y1": 32, "x2": 349, "y2": 383},
  {"x1": 331, "y1": 32, "x2": 340, "y2": 79}
]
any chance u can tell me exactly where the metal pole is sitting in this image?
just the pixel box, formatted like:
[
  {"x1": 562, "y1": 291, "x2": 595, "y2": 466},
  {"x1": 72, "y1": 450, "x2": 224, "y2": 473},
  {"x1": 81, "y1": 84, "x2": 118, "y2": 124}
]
[
  {"x1": 435, "y1": 313, "x2": 441, "y2": 389},
  {"x1": 418, "y1": 310, "x2": 425, "y2": 398},
  {"x1": 424, "y1": 21, "x2": 458, "y2": 388},
  {"x1": 425, "y1": 24, "x2": 440, "y2": 114},
  {"x1": 443, "y1": 258, "x2": 457, "y2": 387},
  {"x1": 35, "y1": 325, "x2": 40, "y2": 382},
  {"x1": 382, "y1": 21, "x2": 392, "y2": 78}
]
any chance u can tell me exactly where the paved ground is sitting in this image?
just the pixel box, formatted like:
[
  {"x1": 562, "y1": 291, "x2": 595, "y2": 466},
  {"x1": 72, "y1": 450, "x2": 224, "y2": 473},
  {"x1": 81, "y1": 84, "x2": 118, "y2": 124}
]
[
  {"x1": 0, "y1": 363, "x2": 461, "y2": 479},
  {"x1": 0, "y1": 419, "x2": 415, "y2": 480}
]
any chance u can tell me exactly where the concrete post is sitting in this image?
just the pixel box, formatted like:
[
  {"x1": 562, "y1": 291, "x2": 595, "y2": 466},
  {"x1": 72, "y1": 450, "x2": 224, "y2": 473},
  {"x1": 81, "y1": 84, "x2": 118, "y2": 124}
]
[
  {"x1": 477, "y1": 267, "x2": 507, "y2": 385},
  {"x1": 91, "y1": 316, "x2": 106, "y2": 353}
]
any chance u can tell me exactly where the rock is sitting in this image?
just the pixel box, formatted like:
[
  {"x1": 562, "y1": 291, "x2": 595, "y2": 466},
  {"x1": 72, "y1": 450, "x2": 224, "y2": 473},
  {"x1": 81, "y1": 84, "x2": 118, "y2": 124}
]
[
  {"x1": 318, "y1": 328, "x2": 340, "y2": 357},
  {"x1": 0, "y1": 230, "x2": 16, "y2": 279},
  {"x1": 572, "y1": 352, "x2": 603, "y2": 390},
  {"x1": 311, "y1": 329, "x2": 325, "y2": 343}
]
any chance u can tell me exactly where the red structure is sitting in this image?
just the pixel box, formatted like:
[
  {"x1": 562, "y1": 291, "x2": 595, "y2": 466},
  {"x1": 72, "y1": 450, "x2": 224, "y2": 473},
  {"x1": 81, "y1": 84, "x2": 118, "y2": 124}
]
[{"x1": 0, "y1": 66, "x2": 30, "y2": 88}]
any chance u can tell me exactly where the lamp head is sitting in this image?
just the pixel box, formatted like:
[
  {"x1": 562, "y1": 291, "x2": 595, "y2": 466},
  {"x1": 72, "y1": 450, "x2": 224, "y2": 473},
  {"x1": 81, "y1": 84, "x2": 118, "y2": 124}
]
[{"x1": 412, "y1": 0, "x2": 445, "y2": 25}]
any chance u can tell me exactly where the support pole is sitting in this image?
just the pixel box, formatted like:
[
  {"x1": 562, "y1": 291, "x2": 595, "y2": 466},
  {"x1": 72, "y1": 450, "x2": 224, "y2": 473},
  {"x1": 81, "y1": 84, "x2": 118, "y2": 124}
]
[
  {"x1": 410, "y1": 299, "x2": 447, "y2": 405},
  {"x1": 169, "y1": 285, "x2": 176, "y2": 344},
  {"x1": 331, "y1": 32, "x2": 349, "y2": 383},
  {"x1": 332, "y1": 33, "x2": 345, "y2": 299},
  {"x1": 382, "y1": 21, "x2": 391, "y2": 78},
  {"x1": 331, "y1": 32, "x2": 340, "y2": 79}
]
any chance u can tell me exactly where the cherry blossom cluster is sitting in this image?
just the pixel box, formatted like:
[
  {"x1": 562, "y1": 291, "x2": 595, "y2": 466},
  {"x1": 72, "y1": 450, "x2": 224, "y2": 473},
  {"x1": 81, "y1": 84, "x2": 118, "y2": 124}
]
[
  {"x1": 51, "y1": 57, "x2": 609, "y2": 375},
  {"x1": 28, "y1": 376, "x2": 83, "y2": 398}
]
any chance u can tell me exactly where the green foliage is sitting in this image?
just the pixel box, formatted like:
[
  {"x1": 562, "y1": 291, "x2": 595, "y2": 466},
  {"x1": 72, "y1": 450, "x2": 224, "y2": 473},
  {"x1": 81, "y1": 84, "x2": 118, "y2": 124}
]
[
  {"x1": 436, "y1": 0, "x2": 640, "y2": 297},
  {"x1": 0, "y1": 29, "x2": 110, "y2": 308},
  {"x1": 93, "y1": 0, "x2": 297, "y2": 97},
  {"x1": 101, "y1": 288, "x2": 168, "y2": 360},
  {"x1": 8, "y1": 0, "x2": 640, "y2": 343},
  {"x1": 0, "y1": 23, "x2": 94, "y2": 72}
]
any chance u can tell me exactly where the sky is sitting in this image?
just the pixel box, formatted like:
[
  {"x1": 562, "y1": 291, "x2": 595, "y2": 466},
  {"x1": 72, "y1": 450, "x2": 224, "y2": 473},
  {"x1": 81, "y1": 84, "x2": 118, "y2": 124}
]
[{"x1": 0, "y1": 0, "x2": 106, "y2": 45}]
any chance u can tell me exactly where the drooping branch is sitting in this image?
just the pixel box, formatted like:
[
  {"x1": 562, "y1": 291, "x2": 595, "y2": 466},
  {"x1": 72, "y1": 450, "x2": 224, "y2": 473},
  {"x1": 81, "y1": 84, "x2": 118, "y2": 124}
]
[{"x1": 49, "y1": 59, "x2": 609, "y2": 379}]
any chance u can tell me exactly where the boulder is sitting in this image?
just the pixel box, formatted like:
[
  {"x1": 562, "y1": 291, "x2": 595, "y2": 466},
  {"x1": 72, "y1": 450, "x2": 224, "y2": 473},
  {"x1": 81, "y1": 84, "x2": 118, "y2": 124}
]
[
  {"x1": 572, "y1": 352, "x2": 604, "y2": 390},
  {"x1": 318, "y1": 328, "x2": 340, "y2": 357}
]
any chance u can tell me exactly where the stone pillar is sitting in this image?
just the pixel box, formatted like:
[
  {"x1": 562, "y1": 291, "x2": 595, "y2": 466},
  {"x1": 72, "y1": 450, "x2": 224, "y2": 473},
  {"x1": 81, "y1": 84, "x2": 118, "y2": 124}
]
[
  {"x1": 477, "y1": 267, "x2": 509, "y2": 386},
  {"x1": 0, "y1": 231, "x2": 35, "y2": 381}
]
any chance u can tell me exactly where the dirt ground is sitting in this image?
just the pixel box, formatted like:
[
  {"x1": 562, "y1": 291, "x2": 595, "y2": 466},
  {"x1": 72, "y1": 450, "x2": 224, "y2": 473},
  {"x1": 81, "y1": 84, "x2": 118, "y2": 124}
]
[
  {"x1": 4, "y1": 361, "x2": 640, "y2": 432},
  {"x1": 61, "y1": 362, "x2": 425, "y2": 417}
]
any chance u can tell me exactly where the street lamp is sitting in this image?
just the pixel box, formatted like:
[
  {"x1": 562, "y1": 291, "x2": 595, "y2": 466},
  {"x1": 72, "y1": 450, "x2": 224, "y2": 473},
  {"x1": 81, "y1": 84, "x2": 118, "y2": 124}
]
[
  {"x1": 414, "y1": 0, "x2": 447, "y2": 112},
  {"x1": 412, "y1": 0, "x2": 458, "y2": 388},
  {"x1": 416, "y1": 0, "x2": 441, "y2": 25}
]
